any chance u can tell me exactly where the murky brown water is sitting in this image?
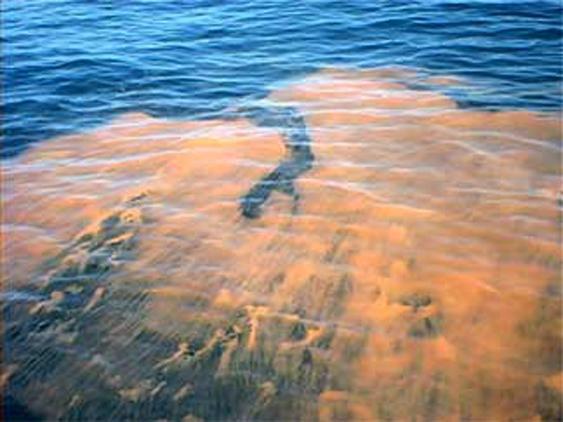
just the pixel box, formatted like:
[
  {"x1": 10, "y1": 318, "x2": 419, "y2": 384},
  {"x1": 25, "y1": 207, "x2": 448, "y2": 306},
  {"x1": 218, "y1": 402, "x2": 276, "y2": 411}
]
[{"x1": 2, "y1": 68, "x2": 562, "y2": 421}]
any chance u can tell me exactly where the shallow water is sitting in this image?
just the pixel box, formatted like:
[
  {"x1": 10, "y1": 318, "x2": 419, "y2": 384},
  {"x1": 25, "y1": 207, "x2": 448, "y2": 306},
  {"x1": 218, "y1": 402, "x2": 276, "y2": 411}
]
[
  {"x1": 2, "y1": 0, "x2": 563, "y2": 421},
  {"x1": 2, "y1": 68, "x2": 562, "y2": 420}
]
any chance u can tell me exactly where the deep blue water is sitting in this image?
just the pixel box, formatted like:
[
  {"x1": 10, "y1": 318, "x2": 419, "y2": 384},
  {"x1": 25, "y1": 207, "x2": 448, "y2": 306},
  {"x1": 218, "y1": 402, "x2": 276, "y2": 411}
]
[{"x1": 2, "y1": 0, "x2": 562, "y2": 157}]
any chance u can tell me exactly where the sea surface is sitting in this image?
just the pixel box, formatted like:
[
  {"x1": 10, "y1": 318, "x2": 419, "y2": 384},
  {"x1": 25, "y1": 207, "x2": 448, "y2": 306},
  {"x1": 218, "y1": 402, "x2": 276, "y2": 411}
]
[
  {"x1": 3, "y1": 0, "x2": 562, "y2": 156},
  {"x1": 1, "y1": 1, "x2": 562, "y2": 421}
]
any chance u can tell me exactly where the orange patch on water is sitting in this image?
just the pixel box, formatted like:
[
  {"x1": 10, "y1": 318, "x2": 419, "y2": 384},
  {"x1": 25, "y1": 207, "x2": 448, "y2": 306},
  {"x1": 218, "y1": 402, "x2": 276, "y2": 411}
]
[{"x1": 3, "y1": 67, "x2": 561, "y2": 420}]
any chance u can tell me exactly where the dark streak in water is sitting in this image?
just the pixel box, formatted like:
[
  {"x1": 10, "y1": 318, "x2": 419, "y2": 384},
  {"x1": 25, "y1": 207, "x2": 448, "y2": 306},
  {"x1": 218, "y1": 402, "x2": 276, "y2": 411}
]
[{"x1": 236, "y1": 106, "x2": 314, "y2": 218}]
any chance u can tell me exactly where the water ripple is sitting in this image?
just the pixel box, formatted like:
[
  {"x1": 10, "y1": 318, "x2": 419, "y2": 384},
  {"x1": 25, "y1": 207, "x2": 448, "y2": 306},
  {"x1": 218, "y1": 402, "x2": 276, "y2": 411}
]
[{"x1": 3, "y1": 0, "x2": 562, "y2": 156}]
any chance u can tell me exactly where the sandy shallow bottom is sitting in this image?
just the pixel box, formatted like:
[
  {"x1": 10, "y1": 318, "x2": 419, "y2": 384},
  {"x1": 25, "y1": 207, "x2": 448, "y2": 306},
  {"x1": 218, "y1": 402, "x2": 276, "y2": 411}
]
[{"x1": 2, "y1": 68, "x2": 562, "y2": 421}]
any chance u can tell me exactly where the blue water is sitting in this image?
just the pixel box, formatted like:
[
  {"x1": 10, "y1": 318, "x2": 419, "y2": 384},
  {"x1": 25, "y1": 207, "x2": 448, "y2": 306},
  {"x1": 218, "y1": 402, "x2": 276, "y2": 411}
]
[{"x1": 2, "y1": 0, "x2": 562, "y2": 157}]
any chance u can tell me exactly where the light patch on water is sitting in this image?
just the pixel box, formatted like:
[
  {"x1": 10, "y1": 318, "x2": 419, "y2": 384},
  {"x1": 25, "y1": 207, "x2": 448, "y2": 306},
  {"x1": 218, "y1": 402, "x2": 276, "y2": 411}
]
[{"x1": 2, "y1": 67, "x2": 561, "y2": 421}]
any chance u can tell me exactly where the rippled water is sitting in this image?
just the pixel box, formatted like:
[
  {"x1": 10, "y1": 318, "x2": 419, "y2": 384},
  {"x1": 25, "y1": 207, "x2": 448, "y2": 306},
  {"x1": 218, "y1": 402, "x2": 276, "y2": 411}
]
[
  {"x1": 2, "y1": 1, "x2": 562, "y2": 422},
  {"x1": 3, "y1": 0, "x2": 562, "y2": 156}
]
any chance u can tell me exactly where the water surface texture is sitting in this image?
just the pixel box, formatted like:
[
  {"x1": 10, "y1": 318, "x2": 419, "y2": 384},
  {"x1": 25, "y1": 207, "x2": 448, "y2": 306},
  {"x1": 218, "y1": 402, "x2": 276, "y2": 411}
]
[
  {"x1": 2, "y1": 0, "x2": 562, "y2": 156},
  {"x1": 2, "y1": 1, "x2": 563, "y2": 422}
]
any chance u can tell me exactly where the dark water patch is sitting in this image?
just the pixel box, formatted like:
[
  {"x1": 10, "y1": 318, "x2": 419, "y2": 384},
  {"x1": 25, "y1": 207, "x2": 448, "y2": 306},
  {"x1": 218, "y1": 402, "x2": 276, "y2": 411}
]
[
  {"x1": 3, "y1": 395, "x2": 42, "y2": 422},
  {"x1": 536, "y1": 382, "x2": 563, "y2": 422},
  {"x1": 408, "y1": 315, "x2": 443, "y2": 339},
  {"x1": 236, "y1": 106, "x2": 314, "y2": 218}
]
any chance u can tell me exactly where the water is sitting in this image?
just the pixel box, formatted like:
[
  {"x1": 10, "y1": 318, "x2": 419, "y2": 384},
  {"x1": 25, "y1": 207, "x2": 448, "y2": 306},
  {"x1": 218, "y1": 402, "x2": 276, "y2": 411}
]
[
  {"x1": 2, "y1": 0, "x2": 562, "y2": 156},
  {"x1": 2, "y1": 1, "x2": 562, "y2": 421}
]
